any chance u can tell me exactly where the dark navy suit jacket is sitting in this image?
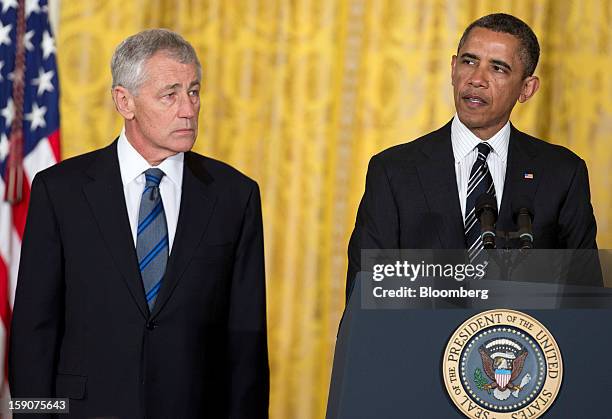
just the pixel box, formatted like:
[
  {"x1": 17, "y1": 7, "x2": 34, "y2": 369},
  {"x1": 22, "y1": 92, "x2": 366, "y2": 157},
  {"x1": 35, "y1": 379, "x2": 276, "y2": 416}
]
[
  {"x1": 347, "y1": 120, "x2": 600, "y2": 300},
  {"x1": 10, "y1": 141, "x2": 269, "y2": 418}
]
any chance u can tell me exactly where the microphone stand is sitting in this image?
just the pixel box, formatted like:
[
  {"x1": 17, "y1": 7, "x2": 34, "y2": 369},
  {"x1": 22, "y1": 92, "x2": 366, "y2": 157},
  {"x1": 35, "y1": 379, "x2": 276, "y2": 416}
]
[{"x1": 490, "y1": 230, "x2": 533, "y2": 282}]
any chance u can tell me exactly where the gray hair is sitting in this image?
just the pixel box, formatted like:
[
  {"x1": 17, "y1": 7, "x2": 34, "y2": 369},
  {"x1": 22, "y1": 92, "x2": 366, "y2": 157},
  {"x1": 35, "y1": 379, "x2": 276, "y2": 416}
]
[{"x1": 111, "y1": 28, "x2": 202, "y2": 94}]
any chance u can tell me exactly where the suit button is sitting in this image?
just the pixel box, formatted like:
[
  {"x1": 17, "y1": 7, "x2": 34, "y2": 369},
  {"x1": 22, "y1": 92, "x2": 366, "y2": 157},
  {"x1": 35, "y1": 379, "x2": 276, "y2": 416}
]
[{"x1": 146, "y1": 320, "x2": 158, "y2": 330}]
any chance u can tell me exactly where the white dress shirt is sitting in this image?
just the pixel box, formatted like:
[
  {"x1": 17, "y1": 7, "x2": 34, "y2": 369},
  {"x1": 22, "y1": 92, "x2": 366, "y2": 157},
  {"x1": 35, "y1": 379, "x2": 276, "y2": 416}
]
[
  {"x1": 117, "y1": 129, "x2": 184, "y2": 253},
  {"x1": 451, "y1": 115, "x2": 510, "y2": 222}
]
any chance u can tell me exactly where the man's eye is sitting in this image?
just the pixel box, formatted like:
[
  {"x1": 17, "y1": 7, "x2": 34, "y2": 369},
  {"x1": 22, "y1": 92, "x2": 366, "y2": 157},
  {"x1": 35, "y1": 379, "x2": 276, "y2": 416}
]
[
  {"x1": 462, "y1": 58, "x2": 476, "y2": 65},
  {"x1": 492, "y1": 65, "x2": 506, "y2": 73},
  {"x1": 188, "y1": 90, "x2": 200, "y2": 97}
]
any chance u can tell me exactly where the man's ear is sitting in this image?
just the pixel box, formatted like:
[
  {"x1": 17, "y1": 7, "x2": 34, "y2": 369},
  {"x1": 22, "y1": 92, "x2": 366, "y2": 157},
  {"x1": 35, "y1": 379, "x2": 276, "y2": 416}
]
[
  {"x1": 518, "y1": 76, "x2": 540, "y2": 103},
  {"x1": 451, "y1": 55, "x2": 457, "y2": 86},
  {"x1": 112, "y1": 86, "x2": 136, "y2": 119}
]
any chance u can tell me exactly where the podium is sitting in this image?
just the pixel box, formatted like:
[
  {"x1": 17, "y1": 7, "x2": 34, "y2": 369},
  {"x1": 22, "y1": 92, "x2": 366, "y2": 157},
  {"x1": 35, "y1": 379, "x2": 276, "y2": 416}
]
[{"x1": 326, "y1": 269, "x2": 612, "y2": 418}]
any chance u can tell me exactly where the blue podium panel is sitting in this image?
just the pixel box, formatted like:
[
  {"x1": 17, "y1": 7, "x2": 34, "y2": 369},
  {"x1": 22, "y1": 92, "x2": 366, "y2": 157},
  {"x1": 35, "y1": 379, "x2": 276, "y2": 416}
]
[{"x1": 327, "y1": 274, "x2": 612, "y2": 419}]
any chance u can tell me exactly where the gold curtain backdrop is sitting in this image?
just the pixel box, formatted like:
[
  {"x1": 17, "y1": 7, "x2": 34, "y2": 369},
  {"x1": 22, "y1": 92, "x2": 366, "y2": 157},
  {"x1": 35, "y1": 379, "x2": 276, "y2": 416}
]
[{"x1": 56, "y1": 1, "x2": 612, "y2": 418}]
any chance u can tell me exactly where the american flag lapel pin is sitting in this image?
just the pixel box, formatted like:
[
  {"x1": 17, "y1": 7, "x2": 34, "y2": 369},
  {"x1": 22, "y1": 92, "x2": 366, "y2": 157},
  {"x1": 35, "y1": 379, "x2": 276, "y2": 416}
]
[{"x1": 524, "y1": 172, "x2": 534, "y2": 179}]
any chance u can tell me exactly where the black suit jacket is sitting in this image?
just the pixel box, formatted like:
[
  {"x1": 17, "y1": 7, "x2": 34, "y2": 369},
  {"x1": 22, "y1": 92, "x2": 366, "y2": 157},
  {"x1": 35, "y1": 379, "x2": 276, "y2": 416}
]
[
  {"x1": 347, "y1": 120, "x2": 599, "y2": 299},
  {"x1": 9, "y1": 141, "x2": 269, "y2": 418}
]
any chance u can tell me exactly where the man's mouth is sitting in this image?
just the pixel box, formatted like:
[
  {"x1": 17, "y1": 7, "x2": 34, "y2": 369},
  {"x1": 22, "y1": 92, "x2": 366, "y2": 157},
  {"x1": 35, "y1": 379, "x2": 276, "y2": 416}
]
[{"x1": 462, "y1": 94, "x2": 488, "y2": 105}]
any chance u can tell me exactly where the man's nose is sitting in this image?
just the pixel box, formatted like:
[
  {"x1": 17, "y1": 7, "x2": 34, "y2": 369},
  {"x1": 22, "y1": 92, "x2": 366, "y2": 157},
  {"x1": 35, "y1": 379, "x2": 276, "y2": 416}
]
[
  {"x1": 468, "y1": 64, "x2": 488, "y2": 88},
  {"x1": 178, "y1": 94, "x2": 197, "y2": 118}
]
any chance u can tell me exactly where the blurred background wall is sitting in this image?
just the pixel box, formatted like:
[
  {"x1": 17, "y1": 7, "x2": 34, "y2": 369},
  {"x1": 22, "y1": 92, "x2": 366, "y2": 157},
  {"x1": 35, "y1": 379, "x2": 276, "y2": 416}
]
[{"x1": 52, "y1": 1, "x2": 611, "y2": 418}]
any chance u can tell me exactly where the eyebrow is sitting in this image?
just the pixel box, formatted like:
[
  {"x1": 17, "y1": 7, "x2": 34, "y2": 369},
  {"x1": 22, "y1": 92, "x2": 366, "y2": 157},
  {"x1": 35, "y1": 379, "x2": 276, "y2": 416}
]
[
  {"x1": 460, "y1": 53, "x2": 512, "y2": 72},
  {"x1": 161, "y1": 80, "x2": 201, "y2": 91},
  {"x1": 490, "y1": 59, "x2": 512, "y2": 72}
]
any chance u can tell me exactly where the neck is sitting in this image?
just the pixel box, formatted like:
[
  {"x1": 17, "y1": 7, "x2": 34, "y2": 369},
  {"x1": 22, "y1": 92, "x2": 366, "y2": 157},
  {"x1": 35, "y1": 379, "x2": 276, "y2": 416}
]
[
  {"x1": 466, "y1": 120, "x2": 508, "y2": 141},
  {"x1": 124, "y1": 125, "x2": 171, "y2": 166},
  {"x1": 470, "y1": 128, "x2": 496, "y2": 141}
]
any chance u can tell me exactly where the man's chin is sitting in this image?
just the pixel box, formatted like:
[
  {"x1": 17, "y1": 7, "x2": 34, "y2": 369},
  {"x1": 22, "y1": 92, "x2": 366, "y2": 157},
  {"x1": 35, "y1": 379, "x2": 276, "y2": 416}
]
[
  {"x1": 455, "y1": 112, "x2": 483, "y2": 129},
  {"x1": 171, "y1": 135, "x2": 197, "y2": 152}
]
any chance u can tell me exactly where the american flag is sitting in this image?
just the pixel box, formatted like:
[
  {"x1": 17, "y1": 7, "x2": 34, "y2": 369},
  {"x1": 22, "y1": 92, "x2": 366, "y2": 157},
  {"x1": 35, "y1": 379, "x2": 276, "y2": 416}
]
[{"x1": 0, "y1": 0, "x2": 60, "y2": 395}]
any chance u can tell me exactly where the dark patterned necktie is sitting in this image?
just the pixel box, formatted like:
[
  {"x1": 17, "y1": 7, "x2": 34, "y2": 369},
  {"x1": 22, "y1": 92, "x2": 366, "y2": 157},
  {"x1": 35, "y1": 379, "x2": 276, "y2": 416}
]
[
  {"x1": 464, "y1": 142, "x2": 495, "y2": 263},
  {"x1": 136, "y1": 168, "x2": 168, "y2": 310}
]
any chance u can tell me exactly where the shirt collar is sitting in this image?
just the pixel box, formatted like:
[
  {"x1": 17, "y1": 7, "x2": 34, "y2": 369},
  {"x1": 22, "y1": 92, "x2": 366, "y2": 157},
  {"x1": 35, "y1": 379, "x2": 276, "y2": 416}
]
[
  {"x1": 451, "y1": 114, "x2": 510, "y2": 164},
  {"x1": 117, "y1": 127, "x2": 184, "y2": 187}
]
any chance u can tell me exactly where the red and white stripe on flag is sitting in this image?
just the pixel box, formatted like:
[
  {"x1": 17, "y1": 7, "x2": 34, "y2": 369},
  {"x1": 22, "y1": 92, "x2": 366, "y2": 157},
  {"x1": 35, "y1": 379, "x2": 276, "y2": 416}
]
[{"x1": 0, "y1": 0, "x2": 61, "y2": 402}]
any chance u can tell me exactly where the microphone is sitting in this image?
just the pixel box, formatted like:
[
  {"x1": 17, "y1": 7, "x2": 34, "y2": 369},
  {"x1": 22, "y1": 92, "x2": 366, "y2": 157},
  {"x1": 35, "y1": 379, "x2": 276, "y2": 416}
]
[
  {"x1": 475, "y1": 193, "x2": 498, "y2": 249},
  {"x1": 512, "y1": 197, "x2": 534, "y2": 249}
]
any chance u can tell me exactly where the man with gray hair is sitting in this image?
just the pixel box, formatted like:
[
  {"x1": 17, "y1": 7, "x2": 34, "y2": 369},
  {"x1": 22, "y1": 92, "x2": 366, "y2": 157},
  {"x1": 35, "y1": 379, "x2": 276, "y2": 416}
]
[{"x1": 9, "y1": 29, "x2": 269, "y2": 418}]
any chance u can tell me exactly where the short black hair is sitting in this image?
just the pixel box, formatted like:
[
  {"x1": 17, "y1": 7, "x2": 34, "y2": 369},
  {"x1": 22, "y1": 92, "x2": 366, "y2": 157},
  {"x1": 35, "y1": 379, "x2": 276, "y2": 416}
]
[{"x1": 457, "y1": 13, "x2": 540, "y2": 78}]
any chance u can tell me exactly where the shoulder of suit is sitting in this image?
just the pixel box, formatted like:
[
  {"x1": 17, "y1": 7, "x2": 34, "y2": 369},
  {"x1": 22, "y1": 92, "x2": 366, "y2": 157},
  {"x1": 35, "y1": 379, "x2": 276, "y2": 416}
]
[
  {"x1": 185, "y1": 151, "x2": 258, "y2": 189},
  {"x1": 34, "y1": 146, "x2": 106, "y2": 183},
  {"x1": 512, "y1": 127, "x2": 585, "y2": 167},
  {"x1": 35, "y1": 146, "x2": 260, "y2": 191},
  {"x1": 370, "y1": 124, "x2": 448, "y2": 165}
]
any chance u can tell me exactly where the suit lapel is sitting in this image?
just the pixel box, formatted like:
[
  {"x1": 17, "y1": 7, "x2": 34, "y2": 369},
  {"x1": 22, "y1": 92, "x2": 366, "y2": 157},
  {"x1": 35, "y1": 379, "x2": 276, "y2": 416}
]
[
  {"x1": 150, "y1": 152, "x2": 217, "y2": 318},
  {"x1": 415, "y1": 122, "x2": 466, "y2": 248},
  {"x1": 83, "y1": 141, "x2": 149, "y2": 319},
  {"x1": 497, "y1": 125, "x2": 540, "y2": 231}
]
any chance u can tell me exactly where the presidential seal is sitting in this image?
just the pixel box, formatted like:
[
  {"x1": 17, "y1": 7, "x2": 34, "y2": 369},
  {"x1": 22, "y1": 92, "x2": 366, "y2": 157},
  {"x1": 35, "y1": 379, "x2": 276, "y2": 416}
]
[{"x1": 442, "y1": 310, "x2": 562, "y2": 418}]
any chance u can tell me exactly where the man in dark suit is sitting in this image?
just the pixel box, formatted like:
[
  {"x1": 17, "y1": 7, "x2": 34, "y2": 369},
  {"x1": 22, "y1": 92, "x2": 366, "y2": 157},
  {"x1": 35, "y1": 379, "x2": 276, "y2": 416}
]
[
  {"x1": 347, "y1": 13, "x2": 600, "y2": 299},
  {"x1": 9, "y1": 29, "x2": 269, "y2": 418}
]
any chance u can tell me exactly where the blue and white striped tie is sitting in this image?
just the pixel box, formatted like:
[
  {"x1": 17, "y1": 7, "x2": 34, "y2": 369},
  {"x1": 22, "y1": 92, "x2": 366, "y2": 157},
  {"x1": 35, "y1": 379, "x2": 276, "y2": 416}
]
[
  {"x1": 136, "y1": 168, "x2": 168, "y2": 311},
  {"x1": 464, "y1": 142, "x2": 495, "y2": 263}
]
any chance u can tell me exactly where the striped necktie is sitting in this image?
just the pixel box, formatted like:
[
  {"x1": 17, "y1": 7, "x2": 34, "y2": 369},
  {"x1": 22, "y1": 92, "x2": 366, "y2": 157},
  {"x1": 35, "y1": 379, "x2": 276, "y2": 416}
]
[
  {"x1": 136, "y1": 168, "x2": 168, "y2": 311},
  {"x1": 465, "y1": 142, "x2": 495, "y2": 263}
]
